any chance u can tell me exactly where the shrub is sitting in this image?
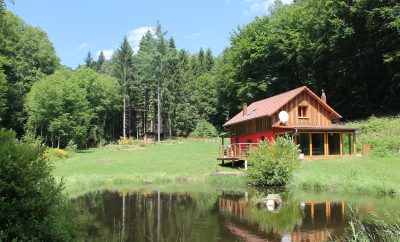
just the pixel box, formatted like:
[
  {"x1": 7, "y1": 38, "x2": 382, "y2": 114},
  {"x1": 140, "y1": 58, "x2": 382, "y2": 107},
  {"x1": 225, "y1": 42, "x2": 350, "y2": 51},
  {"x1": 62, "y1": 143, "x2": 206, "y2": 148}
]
[
  {"x1": 189, "y1": 120, "x2": 218, "y2": 138},
  {"x1": 246, "y1": 136, "x2": 299, "y2": 187},
  {"x1": 65, "y1": 140, "x2": 78, "y2": 153},
  {"x1": 45, "y1": 148, "x2": 70, "y2": 159},
  {"x1": 0, "y1": 129, "x2": 77, "y2": 241},
  {"x1": 117, "y1": 136, "x2": 135, "y2": 145}
]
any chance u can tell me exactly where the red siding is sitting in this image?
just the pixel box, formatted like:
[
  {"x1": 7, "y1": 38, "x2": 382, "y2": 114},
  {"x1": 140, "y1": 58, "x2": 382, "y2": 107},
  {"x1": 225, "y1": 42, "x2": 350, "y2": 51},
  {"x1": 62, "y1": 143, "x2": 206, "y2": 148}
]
[{"x1": 231, "y1": 131, "x2": 275, "y2": 144}]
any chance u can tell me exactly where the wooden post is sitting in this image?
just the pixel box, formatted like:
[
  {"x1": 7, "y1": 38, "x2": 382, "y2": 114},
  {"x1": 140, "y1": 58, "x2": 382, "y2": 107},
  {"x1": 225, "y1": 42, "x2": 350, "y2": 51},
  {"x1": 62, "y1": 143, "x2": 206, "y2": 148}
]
[
  {"x1": 311, "y1": 202, "x2": 314, "y2": 225},
  {"x1": 309, "y1": 133, "x2": 313, "y2": 158},
  {"x1": 244, "y1": 160, "x2": 248, "y2": 170},
  {"x1": 340, "y1": 133, "x2": 343, "y2": 155},
  {"x1": 353, "y1": 132, "x2": 357, "y2": 156},
  {"x1": 342, "y1": 202, "x2": 345, "y2": 224},
  {"x1": 324, "y1": 133, "x2": 328, "y2": 157}
]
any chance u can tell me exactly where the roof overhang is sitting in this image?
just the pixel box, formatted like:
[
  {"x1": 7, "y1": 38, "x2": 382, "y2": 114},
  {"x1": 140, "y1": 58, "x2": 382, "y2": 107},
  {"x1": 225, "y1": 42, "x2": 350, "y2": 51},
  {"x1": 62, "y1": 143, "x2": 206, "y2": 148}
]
[{"x1": 272, "y1": 125, "x2": 357, "y2": 132}]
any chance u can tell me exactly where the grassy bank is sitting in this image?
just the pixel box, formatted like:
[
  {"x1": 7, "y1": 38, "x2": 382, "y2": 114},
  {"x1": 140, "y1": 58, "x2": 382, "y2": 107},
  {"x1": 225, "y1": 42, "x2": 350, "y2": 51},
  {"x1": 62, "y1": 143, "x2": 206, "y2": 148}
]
[
  {"x1": 54, "y1": 139, "x2": 239, "y2": 196},
  {"x1": 292, "y1": 156, "x2": 400, "y2": 195},
  {"x1": 54, "y1": 118, "x2": 400, "y2": 197}
]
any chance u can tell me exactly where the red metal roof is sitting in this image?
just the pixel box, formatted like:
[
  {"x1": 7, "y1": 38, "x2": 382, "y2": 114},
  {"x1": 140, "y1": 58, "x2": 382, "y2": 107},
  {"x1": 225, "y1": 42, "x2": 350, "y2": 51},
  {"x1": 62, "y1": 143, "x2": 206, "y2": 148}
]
[{"x1": 224, "y1": 86, "x2": 342, "y2": 126}]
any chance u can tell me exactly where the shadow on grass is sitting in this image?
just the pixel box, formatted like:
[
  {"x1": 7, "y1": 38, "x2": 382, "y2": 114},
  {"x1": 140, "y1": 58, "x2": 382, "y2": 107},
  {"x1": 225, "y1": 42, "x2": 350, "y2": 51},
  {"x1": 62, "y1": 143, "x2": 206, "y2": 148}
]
[
  {"x1": 76, "y1": 149, "x2": 94, "y2": 154},
  {"x1": 218, "y1": 160, "x2": 245, "y2": 169}
]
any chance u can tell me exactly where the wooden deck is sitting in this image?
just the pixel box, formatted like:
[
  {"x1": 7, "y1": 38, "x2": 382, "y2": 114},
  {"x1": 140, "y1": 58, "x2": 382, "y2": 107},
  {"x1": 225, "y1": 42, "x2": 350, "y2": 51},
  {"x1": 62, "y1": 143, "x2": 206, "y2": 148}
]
[{"x1": 217, "y1": 143, "x2": 257, "y2": 161}]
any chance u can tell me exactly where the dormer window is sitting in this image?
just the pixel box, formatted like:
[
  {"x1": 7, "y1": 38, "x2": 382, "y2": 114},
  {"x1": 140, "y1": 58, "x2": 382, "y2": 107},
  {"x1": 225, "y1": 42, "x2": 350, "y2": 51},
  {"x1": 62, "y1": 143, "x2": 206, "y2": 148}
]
[{"x1": 298, "y1": 106, "x2": 308, "y2": 118}]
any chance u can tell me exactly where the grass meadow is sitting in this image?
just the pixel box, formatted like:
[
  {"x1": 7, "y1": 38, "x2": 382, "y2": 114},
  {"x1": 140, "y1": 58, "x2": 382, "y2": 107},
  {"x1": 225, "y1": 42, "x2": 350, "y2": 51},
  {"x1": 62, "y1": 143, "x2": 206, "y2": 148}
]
[
  {"x1": 54, "y1": 137, "x2": 400, "y2": 197},
  {"x1": 54, "y1": 139, "x2": 240, "y2": 196}
]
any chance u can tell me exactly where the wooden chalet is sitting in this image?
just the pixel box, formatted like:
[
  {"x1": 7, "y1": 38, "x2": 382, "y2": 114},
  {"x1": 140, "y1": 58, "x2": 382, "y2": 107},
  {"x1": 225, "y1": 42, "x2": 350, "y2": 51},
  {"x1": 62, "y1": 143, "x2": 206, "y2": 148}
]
[{"x1": 218, "y1": 86, "x2": 356, "y2": 162}]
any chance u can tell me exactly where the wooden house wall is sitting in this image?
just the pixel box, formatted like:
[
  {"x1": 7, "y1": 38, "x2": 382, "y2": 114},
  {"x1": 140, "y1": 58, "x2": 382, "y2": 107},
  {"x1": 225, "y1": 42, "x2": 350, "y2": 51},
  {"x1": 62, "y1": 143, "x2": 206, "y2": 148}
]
[
  {"x1": 271, "y1": 91, "x2": 333, "y2": 127},
  {"x1": 229, "y1": 116, "x2": 271, "y2": 136}
]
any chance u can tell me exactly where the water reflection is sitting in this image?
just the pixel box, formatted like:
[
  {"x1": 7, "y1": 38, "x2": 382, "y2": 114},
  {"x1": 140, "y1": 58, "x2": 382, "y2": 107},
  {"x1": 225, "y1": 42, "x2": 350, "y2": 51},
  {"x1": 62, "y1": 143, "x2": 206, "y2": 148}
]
[{"x1": 73, "y1": 189, "x2": 399, "y2": 242}]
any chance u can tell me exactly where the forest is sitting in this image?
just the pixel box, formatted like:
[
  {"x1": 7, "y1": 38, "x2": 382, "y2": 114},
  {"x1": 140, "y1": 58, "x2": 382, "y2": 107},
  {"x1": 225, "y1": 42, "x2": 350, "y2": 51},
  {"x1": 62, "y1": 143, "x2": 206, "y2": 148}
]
[{"x1": 1, "y1": 0, "x2": 399, "y2": 148}]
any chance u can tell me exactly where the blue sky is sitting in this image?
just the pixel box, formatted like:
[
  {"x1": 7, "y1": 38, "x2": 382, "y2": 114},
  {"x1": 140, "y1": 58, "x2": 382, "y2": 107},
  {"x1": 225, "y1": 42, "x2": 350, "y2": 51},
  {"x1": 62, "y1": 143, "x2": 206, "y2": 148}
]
[{"x1": 8, "y1": 0, "x2": 292, "y2": 68}]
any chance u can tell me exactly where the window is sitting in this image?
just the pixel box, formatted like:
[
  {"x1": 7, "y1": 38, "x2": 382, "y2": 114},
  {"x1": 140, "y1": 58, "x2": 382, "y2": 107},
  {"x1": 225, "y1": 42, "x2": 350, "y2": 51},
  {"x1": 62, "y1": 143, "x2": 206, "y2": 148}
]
[
  {"x1": 312, "y1": 133, "x2": 325, "y2": 156},
  {"x1": 298, "y1": 106, "x2": 308, "y2": 118},
  {"x1": 297, "y1": 133, "x2": 310, "y2": 156},
  {"x1": 328, "y1": 133, "x2": 341, "y2": 155}
]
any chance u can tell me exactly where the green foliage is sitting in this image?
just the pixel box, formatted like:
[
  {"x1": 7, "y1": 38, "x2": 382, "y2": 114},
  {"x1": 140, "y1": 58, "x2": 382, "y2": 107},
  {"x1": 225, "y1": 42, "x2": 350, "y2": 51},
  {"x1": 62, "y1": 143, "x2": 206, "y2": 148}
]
[
  {"x1": 348, "y1": 116, "x2": 400, "y2": 157},
  {"x1": 65, "y1": 140, "x2": 78, "y2": 153},
  {"x1": 0, "y1": 11, "x2": 59, "y2": 134},
  {"x1": 0, "y1": 66, "x2": 7, "y2": 120},
  {"x1": 25, "y1": 68, "x2": 121, "y2": 148},
  {"x1": 189, "y1": 120, "x2": 218, "y2": 138},
  {"x1": 0, "y1": 129, "x2": 77, "y2": 241},
  {"x1": 246, "y1": 136, "x2": 299, "y2": 187},
  {"x1": 218, "y1": 0, "x2": 400, "y2": 119},
  {"x1": 342, "y1": 215, "x2": 400, "y2": 242}
]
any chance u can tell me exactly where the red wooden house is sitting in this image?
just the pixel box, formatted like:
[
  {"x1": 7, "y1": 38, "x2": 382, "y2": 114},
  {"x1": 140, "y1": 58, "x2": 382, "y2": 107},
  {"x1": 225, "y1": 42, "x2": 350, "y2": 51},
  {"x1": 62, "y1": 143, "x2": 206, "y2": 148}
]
[{"x1": 219, "y1": 86, "x2": 356, "y2": 161}]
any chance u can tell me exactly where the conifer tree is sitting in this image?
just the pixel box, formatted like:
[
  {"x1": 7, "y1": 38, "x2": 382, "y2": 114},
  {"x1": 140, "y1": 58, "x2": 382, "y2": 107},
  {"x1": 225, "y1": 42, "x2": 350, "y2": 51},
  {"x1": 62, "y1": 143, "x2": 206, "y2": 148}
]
[
  {"x1": 96, "y1": 51, "x2": 105, "y2": 72},
  {"x1": 84, "y1": 51, "x2": 96, "y2": 69},
  {"x1": 113, "y1": 37, "x2": 134, "y2": 138}
]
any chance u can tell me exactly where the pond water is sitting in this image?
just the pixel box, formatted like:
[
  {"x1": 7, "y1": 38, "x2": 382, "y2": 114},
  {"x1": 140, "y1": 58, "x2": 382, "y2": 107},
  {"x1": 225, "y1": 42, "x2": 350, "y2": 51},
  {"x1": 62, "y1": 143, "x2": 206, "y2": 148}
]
[{"x1": 73, "y1": 189, "x2": 400, "y2": 242}]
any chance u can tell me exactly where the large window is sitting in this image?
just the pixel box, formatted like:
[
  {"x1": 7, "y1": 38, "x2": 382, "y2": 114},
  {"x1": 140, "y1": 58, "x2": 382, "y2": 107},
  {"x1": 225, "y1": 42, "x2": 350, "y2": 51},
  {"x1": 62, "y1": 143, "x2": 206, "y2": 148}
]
[
  {"x1": 342, "y1": 133, "x2": 354, "y2": 155},
  {"x1": 312, "y1": 133, "x2": 325, "y2": 156},
  {"x1": 328, "y1": 133, "x2": 341, "y2": 155},
  {"x1": 298, "y1": 133, "x2": 310, "y2": 156}
]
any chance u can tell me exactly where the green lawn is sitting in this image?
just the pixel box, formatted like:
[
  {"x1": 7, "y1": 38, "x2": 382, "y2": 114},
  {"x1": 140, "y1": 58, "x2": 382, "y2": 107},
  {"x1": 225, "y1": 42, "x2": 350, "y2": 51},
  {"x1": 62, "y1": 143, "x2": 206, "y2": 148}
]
[
  {"x1": 292, "y1": 156, "x2": 400, "y2": 195},
  {"x1": 54, "y1": 139, "x2": 238, "y2": 196},
  {"x1": 55, "y1": 139, "x2": 400, "y2": 197}
]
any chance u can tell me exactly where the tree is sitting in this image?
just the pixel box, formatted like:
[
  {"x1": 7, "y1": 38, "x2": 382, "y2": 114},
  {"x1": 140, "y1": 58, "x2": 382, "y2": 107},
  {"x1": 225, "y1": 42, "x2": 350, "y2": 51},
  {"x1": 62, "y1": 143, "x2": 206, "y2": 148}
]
[
  {"x1": 0, "y1": 12, "x2": 59, "y2": 135},
  {"x1": 84, "y1": 51, "x2": 96, "y2": 69},
  {"x1": 217, "y1": 0, "x2": 400, "y2": 119},
  {"x1": 0, "y1": 129, "x2": 77, "y2": 241},
  {"x1": 113, "y1": 37, "x2": 134, "y2": 138},
  {"x1": 96, "y1": 51, "x2": 105, "y2": 72}
]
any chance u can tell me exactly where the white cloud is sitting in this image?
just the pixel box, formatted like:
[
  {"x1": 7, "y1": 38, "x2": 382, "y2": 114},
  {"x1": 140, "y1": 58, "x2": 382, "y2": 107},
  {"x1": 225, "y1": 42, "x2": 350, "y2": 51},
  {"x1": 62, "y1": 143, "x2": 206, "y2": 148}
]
[
  {"x1": 97, "y1": 49, "x2": 114, "y2": 60},
  {"x1": 225, "y1": 0, "x2": 231, "y2": 6},
  {"x1": 127, "y1": 26, "x2": 156, "y2": 48},
  {"x1": 77, "y1": 43, "x2": 88, "y2": 50},
  {"x1": 185, "y1": 33, "x2": 201, "y2": 39},
  {"x1": 245, "y1": 0, "x2": 293, "y2": 13}
]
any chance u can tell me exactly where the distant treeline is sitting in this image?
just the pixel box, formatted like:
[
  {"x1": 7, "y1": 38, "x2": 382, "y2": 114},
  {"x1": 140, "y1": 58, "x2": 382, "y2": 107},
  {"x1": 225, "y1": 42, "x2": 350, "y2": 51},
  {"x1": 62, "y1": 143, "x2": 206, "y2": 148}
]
[{"x1": 1, "y1": 0, "x2": 399, "y2": 148}]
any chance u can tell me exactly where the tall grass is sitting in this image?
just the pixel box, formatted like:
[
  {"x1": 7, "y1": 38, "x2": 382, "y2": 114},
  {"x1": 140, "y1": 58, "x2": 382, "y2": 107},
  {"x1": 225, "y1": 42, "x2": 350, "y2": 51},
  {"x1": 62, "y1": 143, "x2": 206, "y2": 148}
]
[
  {"x1": 347, "y1": 116, "x2": 400, "y2": 157},
  {"x1": 342, "y1": 216, "x2": 400, "y2": 242}
]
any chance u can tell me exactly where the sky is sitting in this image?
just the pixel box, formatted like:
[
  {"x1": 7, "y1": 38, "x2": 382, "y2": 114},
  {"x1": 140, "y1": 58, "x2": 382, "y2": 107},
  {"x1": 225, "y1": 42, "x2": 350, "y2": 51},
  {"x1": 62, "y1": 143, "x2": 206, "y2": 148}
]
[{"x1": 7, "y1": 0, "x2": 292, "y2": 68}]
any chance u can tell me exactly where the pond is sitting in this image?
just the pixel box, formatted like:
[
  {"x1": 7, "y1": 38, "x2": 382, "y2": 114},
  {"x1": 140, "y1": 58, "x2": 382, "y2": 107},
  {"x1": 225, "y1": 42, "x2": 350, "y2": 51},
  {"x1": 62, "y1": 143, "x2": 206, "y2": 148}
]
[{"x1": 73, "y1": 189, "x2": 400, "y2": 241}]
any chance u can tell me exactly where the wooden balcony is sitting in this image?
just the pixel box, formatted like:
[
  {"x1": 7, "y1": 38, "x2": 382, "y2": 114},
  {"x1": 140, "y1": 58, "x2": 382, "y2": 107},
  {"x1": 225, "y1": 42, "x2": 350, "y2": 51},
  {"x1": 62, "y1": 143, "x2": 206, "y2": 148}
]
[{"x1": 217, "y1": 143, "x2": 258, "y2": 161}]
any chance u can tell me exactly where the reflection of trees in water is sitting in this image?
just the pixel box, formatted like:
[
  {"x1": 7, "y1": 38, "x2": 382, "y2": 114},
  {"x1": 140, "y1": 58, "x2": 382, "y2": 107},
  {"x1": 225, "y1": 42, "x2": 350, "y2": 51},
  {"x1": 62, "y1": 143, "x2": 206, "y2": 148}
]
[{"x1": 73, "y1": 190, "x2": 239, "y2": 242}]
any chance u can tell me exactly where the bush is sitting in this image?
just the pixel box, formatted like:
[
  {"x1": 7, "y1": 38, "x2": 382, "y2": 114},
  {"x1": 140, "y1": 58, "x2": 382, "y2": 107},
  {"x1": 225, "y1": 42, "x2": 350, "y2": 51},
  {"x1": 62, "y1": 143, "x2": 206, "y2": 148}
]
[
  {"x1": 189, "y1": 120, "x2": 218, "y2": 138},
  {"x1": 246, "y1": 136, "x2": 299, "y2": 187},
  {"x1": 45, "y1": 148, "x2": 70, "y2": 160},
  {"x1": 65, "y1": 140, "x2": 78, "y2": 153},
  {"x1": 117, "y1": 136, "x2": 135, "y2": 145},
  {"x1": 0, "y1": 129, "x2": 77, "y2": 241}
]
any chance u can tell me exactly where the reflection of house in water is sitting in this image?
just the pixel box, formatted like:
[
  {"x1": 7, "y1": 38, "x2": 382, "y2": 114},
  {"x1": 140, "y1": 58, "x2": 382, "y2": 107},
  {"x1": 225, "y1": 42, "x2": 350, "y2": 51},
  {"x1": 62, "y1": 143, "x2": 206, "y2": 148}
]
[
  {"x1": 218, "y1": 193, "x2": 352, "y2": 242},
  {"x1": 290, "y1": 201, "x2": 346, "y2": 242},
  {"x1": 219, "y1": 192, "x2": 247, "y2": 219}
]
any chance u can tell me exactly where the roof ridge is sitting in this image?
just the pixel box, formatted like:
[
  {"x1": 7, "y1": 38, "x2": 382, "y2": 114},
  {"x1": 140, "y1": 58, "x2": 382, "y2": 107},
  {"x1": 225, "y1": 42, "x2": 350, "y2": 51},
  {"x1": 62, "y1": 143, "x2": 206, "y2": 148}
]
[{"x1": 249, "y1": 86, "x2": 306, "y2": 106}]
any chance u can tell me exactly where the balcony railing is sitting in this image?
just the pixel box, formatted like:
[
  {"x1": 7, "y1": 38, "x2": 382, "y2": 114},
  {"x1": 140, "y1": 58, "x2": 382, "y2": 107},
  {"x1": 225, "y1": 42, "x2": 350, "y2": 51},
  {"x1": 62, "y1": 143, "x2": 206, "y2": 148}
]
[{"x1": 218, "y1": 143, "x2": 259, "y2": 160}]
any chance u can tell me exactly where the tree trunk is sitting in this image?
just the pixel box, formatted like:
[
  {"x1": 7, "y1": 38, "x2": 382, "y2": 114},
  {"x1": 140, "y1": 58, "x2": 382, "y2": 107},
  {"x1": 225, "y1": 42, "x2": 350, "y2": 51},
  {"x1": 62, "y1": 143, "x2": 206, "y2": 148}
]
[
  {"x1": 123, "y1": 96, "x2": 126, "y2": 138},
  {"x1": 157, "y1": 84, "x2": 161, "y2": 142}
]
